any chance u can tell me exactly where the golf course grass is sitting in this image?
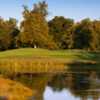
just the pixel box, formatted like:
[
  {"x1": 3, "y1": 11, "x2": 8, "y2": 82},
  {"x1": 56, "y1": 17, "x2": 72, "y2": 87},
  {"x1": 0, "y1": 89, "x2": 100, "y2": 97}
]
[{"x1": 0, "y1": 48, "x2": 99, "y2": 60}]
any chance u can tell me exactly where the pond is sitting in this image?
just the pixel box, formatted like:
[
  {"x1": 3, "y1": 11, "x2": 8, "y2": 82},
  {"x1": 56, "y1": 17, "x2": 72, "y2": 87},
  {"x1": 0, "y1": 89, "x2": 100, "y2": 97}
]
[
  {"x1": 13, "y1": 70, "x2": 100, "y2": 100},
  {"x1": 1, "y1": 64, "x2": 100, "y2": 100}
]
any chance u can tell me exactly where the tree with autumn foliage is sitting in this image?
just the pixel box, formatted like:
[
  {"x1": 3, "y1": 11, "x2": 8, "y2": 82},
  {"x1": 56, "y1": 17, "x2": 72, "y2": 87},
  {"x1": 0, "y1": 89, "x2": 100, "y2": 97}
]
[
  {"x1": 0, "y1": 17, "x2": 19, "y2": 50},
  {"x1": 17, "y1": 1, "x2": 57, "y2": 49},
  {"x1": 92, "y1": 20, "x2": 100, "y2": 50}
]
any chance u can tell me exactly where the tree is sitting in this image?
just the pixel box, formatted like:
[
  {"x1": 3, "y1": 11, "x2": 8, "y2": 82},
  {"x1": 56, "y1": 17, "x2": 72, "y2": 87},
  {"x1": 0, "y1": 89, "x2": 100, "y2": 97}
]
[
  {"x1": 92, "y1": 20, "x2": 100, "y2": 50},
  {"x1": 33, "y1": 1, "x2": 48, "y2": 17},
  {"x1": 48, "y1": 16, "x2": 74, "y2": 49},
  {"x1": 6, "y1": 18, "x2": 20, "y2": 49},
  {"x1": 17, "y1": 1, "x2": 56, "y2": 49},
  {"x1": 0, "y1": 17, "x2": 19, "y2": 50},
  {"x1": 72, "y1": 18, "x2": 94, "y2": 50}
]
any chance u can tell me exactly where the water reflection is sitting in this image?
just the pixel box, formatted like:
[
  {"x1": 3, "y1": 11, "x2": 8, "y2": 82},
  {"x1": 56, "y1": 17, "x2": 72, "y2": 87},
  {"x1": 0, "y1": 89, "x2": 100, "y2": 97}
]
[
  {"x1": 11, "y1": 73, "x2": 100, "y2": 100},
  {"x1": 9, "y1": 65, "x2": 100, "y2": 100},
  {"x1": 48, "y1": 72, "x2": 100, "y2": 100},
  {"x1": 44, "y1": 87, "x2": 80, "y2": 100}
]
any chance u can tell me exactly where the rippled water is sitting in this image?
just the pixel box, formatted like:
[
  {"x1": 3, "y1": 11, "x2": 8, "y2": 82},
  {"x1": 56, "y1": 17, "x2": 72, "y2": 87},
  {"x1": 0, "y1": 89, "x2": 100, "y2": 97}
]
[
  {"x1": 44, "y1": 87, "x2": 80, "y2": 100},
  {"x1": 2, "y1": 64, "x2": 100, "y2": 100},
  {"x1": 13, "y1": 70, "x2": 100, "y2": 100}
]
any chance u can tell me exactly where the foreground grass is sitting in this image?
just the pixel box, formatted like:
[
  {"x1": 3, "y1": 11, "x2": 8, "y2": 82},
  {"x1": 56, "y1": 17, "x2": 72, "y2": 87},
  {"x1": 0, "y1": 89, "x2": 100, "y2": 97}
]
[
  {"x1": 0, "y1": 48, "x2": 99, "y2": 75},
  {"x1": 0, "y1": 76, "x2": 33, "y2": 100}
]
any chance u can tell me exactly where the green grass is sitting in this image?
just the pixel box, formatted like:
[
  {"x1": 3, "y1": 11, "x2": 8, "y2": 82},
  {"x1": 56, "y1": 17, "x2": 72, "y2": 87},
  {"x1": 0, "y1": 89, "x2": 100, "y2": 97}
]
[
  {"x1": 0, "y1": 48, "x2": 99, "y2": 60},
  {"x1": 0, "y1": 48, "x2": 99, "y2": 75}
]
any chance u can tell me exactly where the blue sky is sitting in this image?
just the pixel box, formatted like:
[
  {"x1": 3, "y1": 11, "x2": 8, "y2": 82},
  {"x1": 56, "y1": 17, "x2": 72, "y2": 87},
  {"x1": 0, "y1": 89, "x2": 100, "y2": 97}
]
[{"x1": 0, "y1": 0, "x2": 100, "y2": 22}]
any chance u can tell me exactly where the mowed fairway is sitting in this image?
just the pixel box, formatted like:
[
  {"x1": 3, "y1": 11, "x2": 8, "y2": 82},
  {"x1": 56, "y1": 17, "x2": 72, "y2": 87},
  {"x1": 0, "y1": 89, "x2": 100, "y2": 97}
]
[{"x1": 0, "y1": 48, "x2": 99, "y2": 60}]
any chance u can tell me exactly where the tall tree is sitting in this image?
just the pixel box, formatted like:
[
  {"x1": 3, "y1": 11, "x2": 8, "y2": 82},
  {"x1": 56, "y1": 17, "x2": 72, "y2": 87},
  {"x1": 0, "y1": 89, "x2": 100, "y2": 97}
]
[
  {"x1": 48, "y1": 16, "x2": 74, "y2": 49},
  {"x1": 0, "y1": 17, "x2": 18, "y2": 50},
  {"x1": 72, "y1": 18, "x2": 94, "y2": 50},
  {"x1": 17, "y1": 1, "x2": 56, "y2": 49},
  {"x1": 92, "y1": 20, "x2": 100, "y2": 50}
]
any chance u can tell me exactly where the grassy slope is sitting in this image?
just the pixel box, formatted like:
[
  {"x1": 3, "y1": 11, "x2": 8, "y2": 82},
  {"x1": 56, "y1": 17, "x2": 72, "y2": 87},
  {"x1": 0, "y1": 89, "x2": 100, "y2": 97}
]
[{"x1": 0, "y1": 48, "x2": 99, "y2": 61}]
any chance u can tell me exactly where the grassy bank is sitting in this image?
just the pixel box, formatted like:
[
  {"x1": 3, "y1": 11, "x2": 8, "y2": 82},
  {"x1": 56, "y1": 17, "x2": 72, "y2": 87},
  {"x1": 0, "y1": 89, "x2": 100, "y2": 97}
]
[
  {"x1": 0, "y1": 48, "x2": 99, "y2": 75},
  {"x1": 0, "y1": 48, "x2": 99, "y2": 61}
]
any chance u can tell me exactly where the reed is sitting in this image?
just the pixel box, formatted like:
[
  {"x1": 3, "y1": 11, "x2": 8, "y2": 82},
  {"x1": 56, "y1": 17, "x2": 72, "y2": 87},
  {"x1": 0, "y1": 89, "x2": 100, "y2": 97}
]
[
  {"x1": 0, "y1": 57, "x2": 99, "y2": 76},
  {"x1": 0, "y1": 58, "x2": 67, "y2": 75}
]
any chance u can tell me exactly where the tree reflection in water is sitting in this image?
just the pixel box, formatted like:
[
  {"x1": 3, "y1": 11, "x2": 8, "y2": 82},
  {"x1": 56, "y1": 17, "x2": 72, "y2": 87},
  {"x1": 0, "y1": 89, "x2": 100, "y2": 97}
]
[
  {"x1": 11, "y1": 66, "x2": 100, "y2": 100},
  {"x1": 48, "y1": 71, "x2": 100, "y2": 100},
  {"x1": 9, "y1": 71, "x2": 100, "y2": 100}
]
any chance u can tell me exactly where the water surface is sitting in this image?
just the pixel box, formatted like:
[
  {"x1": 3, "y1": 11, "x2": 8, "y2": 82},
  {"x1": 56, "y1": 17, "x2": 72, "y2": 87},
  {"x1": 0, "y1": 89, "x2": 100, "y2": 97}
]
[
  {"x1": 14, "y1": 69, "x2": 100, "y2": 100},
  {"x1": 2, "y1": 64, "x2": 100, "y2": 100}
]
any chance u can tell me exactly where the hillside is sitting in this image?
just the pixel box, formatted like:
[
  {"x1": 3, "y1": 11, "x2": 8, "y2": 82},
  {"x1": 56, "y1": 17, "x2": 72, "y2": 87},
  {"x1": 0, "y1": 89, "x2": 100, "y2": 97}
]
[{"x1": 0, "y1": 48, "x2": 99, "y2": 61}]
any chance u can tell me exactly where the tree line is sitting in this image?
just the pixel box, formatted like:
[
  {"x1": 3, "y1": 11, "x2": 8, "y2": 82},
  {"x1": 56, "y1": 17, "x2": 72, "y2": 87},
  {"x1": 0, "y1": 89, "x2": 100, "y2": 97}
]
[{"x1": 0, "y1": 1, "x2": 100, "y2": 51}]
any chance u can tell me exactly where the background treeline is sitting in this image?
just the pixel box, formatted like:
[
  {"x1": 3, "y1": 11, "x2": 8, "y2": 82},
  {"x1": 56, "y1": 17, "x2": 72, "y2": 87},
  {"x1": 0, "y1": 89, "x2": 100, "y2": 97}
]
[{"x1": 0, "y1": 1, "x2": 100, "y2": 51}]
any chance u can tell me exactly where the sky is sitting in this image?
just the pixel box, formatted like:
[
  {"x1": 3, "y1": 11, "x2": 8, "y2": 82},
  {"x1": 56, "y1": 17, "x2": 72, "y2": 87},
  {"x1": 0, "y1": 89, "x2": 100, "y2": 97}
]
[
  {"x1": 0, "y1": 0, "x2": 100, "y2": 22},
  {"x1": 44, "y1": 87, "x2": 80, "y2": 100}
]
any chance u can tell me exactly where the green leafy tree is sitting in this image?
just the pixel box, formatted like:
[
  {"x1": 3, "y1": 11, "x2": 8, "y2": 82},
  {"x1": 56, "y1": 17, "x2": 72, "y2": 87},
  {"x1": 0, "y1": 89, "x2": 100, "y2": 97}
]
[
  {"x1": 48, "y1": 16, "x2": 74, "y2": 49},
  {"x1": 72, "y1": 18, "x2": 94, "y2": 50}
]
